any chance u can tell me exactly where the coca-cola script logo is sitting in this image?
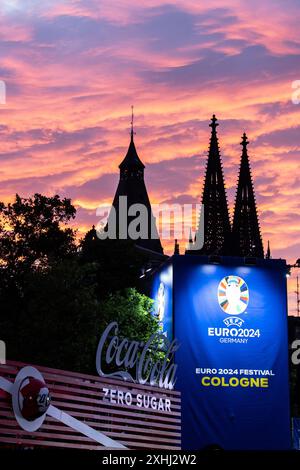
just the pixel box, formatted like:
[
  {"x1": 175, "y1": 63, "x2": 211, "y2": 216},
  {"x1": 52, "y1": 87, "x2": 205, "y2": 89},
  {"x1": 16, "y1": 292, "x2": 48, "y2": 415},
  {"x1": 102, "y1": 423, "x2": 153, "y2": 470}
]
[{"x1": 95, "y1": 322, "x2": 180, "y2": 390}]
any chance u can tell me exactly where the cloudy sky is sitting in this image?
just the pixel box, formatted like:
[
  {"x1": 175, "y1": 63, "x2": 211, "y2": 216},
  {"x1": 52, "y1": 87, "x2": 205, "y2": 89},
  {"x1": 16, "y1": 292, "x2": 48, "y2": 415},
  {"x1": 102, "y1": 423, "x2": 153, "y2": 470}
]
[{"x1": 0, "y1": 0, "x2": 300, "y2": 313}]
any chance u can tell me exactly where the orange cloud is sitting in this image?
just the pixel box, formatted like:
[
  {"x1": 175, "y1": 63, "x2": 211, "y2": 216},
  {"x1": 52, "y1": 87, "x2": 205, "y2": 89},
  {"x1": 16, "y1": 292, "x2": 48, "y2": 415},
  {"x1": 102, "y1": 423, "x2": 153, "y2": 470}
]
[{"x1": 0, "y1": 0, "x2": 299, "y2": 313}]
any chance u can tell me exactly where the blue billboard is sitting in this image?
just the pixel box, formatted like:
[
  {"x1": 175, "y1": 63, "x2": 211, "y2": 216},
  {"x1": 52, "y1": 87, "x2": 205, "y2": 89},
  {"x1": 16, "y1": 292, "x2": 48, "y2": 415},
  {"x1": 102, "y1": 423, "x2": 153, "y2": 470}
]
[{"x1": 152, "y1": 255, "x2": 291, "y2": 450}]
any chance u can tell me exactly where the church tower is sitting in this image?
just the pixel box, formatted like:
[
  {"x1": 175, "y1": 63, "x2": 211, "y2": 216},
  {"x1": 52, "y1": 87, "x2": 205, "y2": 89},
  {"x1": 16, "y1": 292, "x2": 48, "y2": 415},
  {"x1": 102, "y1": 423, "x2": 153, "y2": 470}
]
[
  {"x1": 231, "y1": 133, "x2": 264, "y2": 258},
  {"x1": 188, "y1": 115, "x2": 231, "y2": 255},
  {"x1": 109, "y1": 109, "x2": 163, "y2": 254}
]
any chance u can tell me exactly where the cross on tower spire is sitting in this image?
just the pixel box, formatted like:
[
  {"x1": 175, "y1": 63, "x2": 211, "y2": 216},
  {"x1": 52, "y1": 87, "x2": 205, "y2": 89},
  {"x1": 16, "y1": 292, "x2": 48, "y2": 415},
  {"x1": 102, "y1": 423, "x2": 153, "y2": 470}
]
[
  {"x1": 241, "y1": 132, "x2": 249, "y2": 150},
  {"x1": 209, "y1": 114, "x2": 219, "y2": 131}
]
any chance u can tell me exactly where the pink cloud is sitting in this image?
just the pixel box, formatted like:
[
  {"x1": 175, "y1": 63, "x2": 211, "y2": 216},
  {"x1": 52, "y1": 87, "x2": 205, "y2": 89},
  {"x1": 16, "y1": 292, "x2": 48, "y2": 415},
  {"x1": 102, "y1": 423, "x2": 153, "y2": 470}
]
[{"x1": 0, "y1": 1, "x2": 299, "y2": 313}]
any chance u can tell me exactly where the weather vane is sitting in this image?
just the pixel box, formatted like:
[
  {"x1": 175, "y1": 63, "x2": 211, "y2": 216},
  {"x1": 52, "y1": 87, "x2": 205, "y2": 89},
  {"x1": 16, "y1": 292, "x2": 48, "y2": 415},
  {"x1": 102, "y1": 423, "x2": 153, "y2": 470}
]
[{"x1": 130, "y1": 105, "x2": 136, "y2": 138}]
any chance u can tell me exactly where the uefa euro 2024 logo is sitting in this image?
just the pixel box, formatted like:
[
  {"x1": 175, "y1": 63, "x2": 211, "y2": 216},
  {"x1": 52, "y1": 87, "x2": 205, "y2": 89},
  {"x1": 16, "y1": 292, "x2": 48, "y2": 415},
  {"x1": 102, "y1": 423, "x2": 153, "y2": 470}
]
[{"x1": 218, "y1": 276, "x2": 249, "y2": 327}]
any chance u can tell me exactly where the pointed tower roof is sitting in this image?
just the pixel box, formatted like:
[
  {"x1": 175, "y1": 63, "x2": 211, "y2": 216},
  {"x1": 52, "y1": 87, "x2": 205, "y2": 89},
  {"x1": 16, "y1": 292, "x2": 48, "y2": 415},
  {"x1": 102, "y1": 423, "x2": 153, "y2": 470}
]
[
  {"x1": 266, "y1": 240, "x2": 271, "y2": 259},
  {"x1": 189, "y1": 115, "x2": 231, "y2": 255},
  {"x1": 119, "y1": 106, "x2": 145, "y2": 170},
  {"x1": 109, "y1": 108, "x2": 163, "y2": 254},
  {"x1": 232, "y1": 133, "x2": 264, "y2": 258}
]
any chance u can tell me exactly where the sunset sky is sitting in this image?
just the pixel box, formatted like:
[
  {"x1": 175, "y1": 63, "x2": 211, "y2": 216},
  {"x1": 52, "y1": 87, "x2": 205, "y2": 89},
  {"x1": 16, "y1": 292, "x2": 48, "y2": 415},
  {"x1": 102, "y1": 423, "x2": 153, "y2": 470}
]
[{"x1": 0, "y1": 0, "x2": 300, "y2": 314}]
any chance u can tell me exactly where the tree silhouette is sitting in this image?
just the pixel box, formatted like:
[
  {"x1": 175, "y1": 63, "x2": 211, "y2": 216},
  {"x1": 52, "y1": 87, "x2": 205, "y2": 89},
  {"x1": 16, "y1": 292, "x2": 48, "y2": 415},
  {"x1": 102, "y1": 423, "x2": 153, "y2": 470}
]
[
  {"x1": 0, "y1": 193, "x2": 159, "y2": 372},
  {"x1": 0, "y1": 193, "x2": 76, "y2": 276}
]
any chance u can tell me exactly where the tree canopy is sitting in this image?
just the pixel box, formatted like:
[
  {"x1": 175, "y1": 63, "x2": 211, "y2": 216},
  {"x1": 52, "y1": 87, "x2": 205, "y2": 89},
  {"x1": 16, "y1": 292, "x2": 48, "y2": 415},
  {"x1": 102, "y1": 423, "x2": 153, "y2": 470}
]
[
  {"x1": 0, "y1": 193, "x2": 159, "y2": 374},
  {"x1": 0, "y1": 193, "x2": 76, "y2": 274},
  {"x1": 5, "y1": 257, "x2": 157, "y2": 373}
]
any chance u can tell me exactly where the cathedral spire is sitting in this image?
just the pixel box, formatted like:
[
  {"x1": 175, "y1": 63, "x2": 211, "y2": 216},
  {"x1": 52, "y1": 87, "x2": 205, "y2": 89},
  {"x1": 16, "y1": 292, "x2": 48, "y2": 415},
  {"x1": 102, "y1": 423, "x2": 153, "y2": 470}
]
[
  {"x1": 189, "y1": 115, "x2": 231, "y2": 255},
  {"x1": 231, "y1": 133, "x2": 264, "y2": 258}
]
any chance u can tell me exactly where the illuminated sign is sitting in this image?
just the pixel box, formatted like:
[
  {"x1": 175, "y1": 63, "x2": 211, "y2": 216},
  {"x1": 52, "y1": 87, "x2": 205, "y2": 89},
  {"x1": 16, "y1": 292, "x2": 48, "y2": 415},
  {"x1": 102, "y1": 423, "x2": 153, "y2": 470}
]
[
  {"x1": 102, "y1": 387, "x2": 172, "y2": 412},
  {"x1": 0, "y1": 322, "x2": 181, "y2": 450},
  {"x1": 151, "y1": 263, "x2": 173, "y2": 339},
  {"x1": 95, "y1": 321, "x2": 179, "y2": 390},
  {"x1": 217, "y1": 275, "x2": 249, "y2": 315},
  {"x1": 157, "y1": 282, "x2": 165, "y2": 322},
  {"x1": 208, "y1": 273, "x2": 261, "y2": 340},
  {"x1": 152, "y1": 256, "x2": 291, "y2": 450}
]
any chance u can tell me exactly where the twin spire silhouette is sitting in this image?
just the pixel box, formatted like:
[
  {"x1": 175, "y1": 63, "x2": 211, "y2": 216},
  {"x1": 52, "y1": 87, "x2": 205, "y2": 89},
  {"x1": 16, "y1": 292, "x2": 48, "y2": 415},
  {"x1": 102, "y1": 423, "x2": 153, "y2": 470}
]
[{"x1": 188, "y1": 114, "x2": 264, "y2": 258}]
